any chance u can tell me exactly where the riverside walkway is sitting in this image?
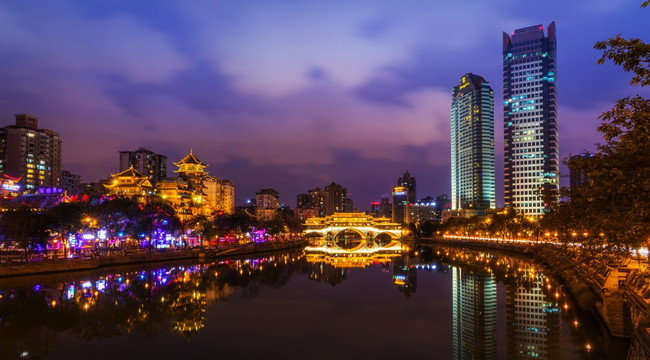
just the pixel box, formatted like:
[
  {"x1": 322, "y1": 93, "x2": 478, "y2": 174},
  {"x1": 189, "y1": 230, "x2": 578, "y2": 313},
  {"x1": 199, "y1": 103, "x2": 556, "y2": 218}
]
[{"x1": 0, "y1": 240, "x2": 307, "y2": 278}]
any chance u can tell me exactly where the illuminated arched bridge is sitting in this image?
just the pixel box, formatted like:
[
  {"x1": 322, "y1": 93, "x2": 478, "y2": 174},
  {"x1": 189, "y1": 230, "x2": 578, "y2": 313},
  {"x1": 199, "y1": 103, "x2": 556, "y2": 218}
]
[{"x1": 303, "y1": 213, "x2": 405, "y2": 252}]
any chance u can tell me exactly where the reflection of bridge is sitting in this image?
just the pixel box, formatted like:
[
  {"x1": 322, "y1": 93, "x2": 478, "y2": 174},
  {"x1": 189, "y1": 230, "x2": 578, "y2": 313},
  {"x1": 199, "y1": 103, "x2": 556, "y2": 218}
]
[{"x1": 303, "y1": 213, "x2": 404, "y2": 252}]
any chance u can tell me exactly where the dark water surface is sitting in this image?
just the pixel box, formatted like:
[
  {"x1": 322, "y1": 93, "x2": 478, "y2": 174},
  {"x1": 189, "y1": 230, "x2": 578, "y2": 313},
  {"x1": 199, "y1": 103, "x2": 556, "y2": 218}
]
[{"x1": 0, "y1": 245, "x2": 629, "y2": 359}]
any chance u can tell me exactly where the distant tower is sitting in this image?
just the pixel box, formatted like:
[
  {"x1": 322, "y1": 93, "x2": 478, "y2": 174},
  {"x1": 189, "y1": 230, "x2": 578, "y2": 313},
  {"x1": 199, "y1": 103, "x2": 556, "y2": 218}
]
[
  {"x1": 450, "y1": 73, "x2": 495, "y2": 210},
  {"x1": 173, "y1": 149, "x2": 207, "y2": 192},
  {"x1": 397, "y1": 170, "x2": 416, "y2": 204},
  {"x1": 503, "y1": 22, "x2": 558, "y2": 216},
  {"x1": 119, "y1": 148, "x2": 167, "y2": 183}
]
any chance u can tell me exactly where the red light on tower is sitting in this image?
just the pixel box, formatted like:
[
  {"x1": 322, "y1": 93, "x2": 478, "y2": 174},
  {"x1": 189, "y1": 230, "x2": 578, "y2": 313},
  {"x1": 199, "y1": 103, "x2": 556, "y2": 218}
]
[{"x1": 539, "y1": 26, "x2": 543, "y2": 30}]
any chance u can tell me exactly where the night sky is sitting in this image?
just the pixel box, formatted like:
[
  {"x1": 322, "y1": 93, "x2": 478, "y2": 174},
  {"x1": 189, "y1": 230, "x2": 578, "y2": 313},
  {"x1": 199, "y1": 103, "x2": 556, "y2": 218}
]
[{"x1": 1, "y1": 0, "x2": 648, "y2": 209}]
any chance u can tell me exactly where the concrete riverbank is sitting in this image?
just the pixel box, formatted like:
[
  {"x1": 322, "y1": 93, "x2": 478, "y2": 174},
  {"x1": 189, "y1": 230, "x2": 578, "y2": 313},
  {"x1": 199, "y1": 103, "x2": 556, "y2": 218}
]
[{"x1": 0, "y1": 241, "x2": 307, "y2": 278}]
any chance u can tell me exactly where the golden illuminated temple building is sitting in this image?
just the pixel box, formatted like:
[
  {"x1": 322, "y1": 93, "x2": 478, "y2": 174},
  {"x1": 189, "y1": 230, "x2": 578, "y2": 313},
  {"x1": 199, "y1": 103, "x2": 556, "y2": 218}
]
[
  {"x1": 104, "y1": 166, "x2": 154, "y2": 201},
  {"x1": 104, "y1": 150, "x2": 234, "y2": 220}
]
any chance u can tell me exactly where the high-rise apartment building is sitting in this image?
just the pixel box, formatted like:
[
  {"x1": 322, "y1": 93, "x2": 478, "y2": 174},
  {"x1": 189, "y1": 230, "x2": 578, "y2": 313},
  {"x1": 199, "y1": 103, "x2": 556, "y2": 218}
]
[
  {"x1": 503, "y1": 22, "x2": 558, "y2": 216},
  {"x1": 204, "y1": 176, "x2": 235, "y2": 215},
  {"x1": 450, "y1": 73, "x2": 495, "y2": 210},
  {"x1": 0, "y1": 114, "x2": 62, "y2": 193},
  {"x1": 255, "y1": 188, "x2": 279, "y2": 221},
  {"x1": 119, "y1": 148, "x2": 167, "y2": 184},
  {"x1": 305, "y1": 182, "x2": 353, "y2": 217},
  {"x1": 60, "y1": 170, "x2": 81, "y2": 195}
]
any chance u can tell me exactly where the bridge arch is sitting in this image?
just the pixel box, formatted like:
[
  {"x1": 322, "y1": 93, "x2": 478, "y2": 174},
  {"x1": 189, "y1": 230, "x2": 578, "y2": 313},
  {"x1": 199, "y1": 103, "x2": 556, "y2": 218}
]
[{"x1": 334, "y1": 228, "x2": 367, "y2": 251}]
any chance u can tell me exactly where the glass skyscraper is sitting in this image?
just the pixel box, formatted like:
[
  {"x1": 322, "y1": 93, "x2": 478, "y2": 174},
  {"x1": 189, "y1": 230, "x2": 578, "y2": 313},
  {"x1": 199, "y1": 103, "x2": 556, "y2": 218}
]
[
  {"x1": 450, "y1": 73, "x2": 495, "y2": 210},
  {"x1": 503, "y1": 22, "x2": 558, "y2": 216}
]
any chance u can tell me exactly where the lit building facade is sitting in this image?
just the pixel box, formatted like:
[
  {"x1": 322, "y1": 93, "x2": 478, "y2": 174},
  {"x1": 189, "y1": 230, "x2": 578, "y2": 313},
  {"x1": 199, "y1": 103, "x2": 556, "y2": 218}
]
[
  {"x1": 0, "y1": 114, "x2": 62, "y2": 193},
  {"x1": 204, "y1": 176, "x2": 235, "y2": 215},
  {"x1": 104, "y1": 166, "x2": 154, "y2": 201},
  {"x1": 119, "y1": 148, "x2": 167, "y2": 184},
  {"x1": 503, "y1": 22, "x2": 558, "y2": 216},
  {"x1": 60, "y1": 170, "x2": 81, "y2": 195},
  {"x1": 451, "y1": 73, "x2": 495, "y2": 210},
  {"x1": 397, "y1": 170, "x2": 416, "y2": 204},
  {"x1": 392, "y1": 185, "x2": 408, "y2": 223},
  {"x1": 255, "y1": 188, "x2": 279, "y2": 221},
  {"x1": 452, "y1": 267, "x2": 497, "y2": 360}
]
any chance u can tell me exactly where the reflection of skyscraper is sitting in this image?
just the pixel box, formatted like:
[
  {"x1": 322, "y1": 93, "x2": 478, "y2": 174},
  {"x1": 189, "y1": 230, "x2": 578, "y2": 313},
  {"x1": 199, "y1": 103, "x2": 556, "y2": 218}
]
[
  {"x1": 307, "y1": 261, "x2": 347, "y2": 286},
  {"x1": 506, "y1": 266, "x2": 561, "y2": 359},
  {"x1": 452, "y1": 267, "x2": 497, "y2": 360},
  {"x1": 393, "y1": 255, "x2": 417, "y2": 298}
]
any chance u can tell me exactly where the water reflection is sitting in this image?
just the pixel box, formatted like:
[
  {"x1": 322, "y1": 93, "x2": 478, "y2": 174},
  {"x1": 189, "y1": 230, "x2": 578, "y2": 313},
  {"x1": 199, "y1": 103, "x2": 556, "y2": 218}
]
[
  {"x1": 452, "y1": 268, "x2": 497, "y2": 360},
  {"x1": 0, "y1": 244, "x2": 628, "y2": 359},
  {"x1": 506, "y1": 263, "x2": 561, "y2": 360}
]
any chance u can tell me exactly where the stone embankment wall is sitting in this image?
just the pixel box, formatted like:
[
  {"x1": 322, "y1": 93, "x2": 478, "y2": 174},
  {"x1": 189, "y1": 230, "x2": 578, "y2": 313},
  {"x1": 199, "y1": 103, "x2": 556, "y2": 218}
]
[{"x1": 0, "y1": 241, "x2": 308, "y2": 278}]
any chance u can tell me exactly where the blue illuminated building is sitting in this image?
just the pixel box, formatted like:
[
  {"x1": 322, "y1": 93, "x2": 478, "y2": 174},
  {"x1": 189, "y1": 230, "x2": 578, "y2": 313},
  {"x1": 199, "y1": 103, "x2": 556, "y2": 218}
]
[{"x1": 503, "y1": 22, "x2": 558, "y2": 216}]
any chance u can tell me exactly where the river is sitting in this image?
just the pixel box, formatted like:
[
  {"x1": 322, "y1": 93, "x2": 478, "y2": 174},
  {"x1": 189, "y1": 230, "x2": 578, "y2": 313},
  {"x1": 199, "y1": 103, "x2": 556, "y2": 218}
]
[{"x1": 0, "y1": 244, "x2": 629, "y2": 359}]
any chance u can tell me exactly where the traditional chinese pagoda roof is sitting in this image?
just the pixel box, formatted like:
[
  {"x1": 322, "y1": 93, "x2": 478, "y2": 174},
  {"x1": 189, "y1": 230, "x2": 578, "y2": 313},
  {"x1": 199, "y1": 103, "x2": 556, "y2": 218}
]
[
  {"x1": 104, "y1": 165, "x2": 153, "y2": 190},
  {"x1": 173, "y1": 149, "x2": 207, "y2": 168},
  {"x1": 111, "y1": 165, "x2": 147, "y2": 179}
]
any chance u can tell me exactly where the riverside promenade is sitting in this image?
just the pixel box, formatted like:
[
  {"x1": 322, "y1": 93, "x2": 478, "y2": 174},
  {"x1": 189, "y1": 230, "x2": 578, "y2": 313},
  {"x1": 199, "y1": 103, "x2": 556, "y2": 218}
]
[
  {"x1": 424, "y1": 236, "x2": 650, "y2": 360},
  {"x1": 0, "y1": 240, "x2": 307, "y2": 278}
]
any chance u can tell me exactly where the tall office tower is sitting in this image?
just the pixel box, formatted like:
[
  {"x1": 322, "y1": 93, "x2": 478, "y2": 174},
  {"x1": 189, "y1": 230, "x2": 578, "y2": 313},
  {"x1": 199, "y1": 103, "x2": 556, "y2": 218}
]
[
  {"x1": 119, "y1": 147, "x2": 167, "y2": 183},
  {"x1": 392, "y1": 185, "x2": 409, "y2": 223},
  {"x1": 0, "y1": 114, "x2": 62, "y2": 193},
  {"x1": 503, "y1": 22, "x2": 558, "y2": 216},
  {"x1": 450, "y1": 73, "x2": 495, "y2": 210},
  {"x1": 506, "y1": 265, "x2": 561, "y2": 359},
  {"x1": 397, "y1": 170, "x2": 416, "y2": 204},
  {"x1": 452, "y1": 267, "x2": 497, "y2": 360},
  {"x1": 568, "y1": 152, "x2": 594, "y2": 190}
]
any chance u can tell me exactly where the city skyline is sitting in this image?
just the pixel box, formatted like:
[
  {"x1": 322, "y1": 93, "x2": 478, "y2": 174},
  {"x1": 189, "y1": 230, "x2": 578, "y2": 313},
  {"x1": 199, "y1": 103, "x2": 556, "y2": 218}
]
[{"x1": 1, "y1": 1, "x2": 649, "y2": 207}]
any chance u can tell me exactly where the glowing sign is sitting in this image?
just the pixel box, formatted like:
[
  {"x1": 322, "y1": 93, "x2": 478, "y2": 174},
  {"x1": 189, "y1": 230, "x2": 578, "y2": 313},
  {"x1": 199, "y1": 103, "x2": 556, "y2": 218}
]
[
  {"x1": 393, "y1": 191, "x2": 405, "y2": 196},
  {"x1": 38, "y1": 187, "x2": 63, "y2": 194},
  {"x1": 1, "y1": 183, "x2": 20, "y2": 191}
]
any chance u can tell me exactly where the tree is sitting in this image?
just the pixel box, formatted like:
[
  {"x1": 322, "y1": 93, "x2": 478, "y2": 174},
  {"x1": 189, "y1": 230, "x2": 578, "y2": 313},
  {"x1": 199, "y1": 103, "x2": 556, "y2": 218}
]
[
  {"x1": 45, "y1": 201, "x2": 84, "y2": 258},
  {"x1": 189, "y1": 215, "x2": 217, "y2": 249},
  {"x1": 95, "y1": 197, "x2": 141, "y2": 254},
  {"x1": 551, "y1": 2, "x2": 650, "y2": 253},
  {"x1": 134, "y1": 196, "x2": 180, "y2": 252},
  {"x1": 0, "y1": 206, "x2": 49, "y2": 261}
]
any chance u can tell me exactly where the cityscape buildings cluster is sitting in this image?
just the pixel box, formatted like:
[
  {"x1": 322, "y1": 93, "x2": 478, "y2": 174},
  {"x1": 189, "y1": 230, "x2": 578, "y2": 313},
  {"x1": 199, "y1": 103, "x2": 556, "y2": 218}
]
[{"x1": 0, "y1": 22, "x2": 560, "y2": 225}]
